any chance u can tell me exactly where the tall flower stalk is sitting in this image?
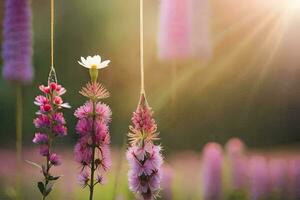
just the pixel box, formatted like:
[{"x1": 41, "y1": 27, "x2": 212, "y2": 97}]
[
  {"x1": 127, "y1": 0, "x2": 163, "y2": 198},
  {"x1": 74, "y1": 55, "x2": 112, "y2": 200},
  {"x1": 2, "y1": 0, "x2": 33, "y2": 83},
  {"x1": 2, "y1": 0, "x2": 33, "y2": 197},
  {"x1": 31, "y1": 81, "x2": 70, "y2": 199},
  {"x1": 126, "y1": 93, "x2": 163, "y2": 200}
]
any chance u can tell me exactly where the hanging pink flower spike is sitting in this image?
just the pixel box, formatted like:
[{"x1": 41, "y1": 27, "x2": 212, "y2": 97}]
[
  {"x1": 74, "y1": 55, "x2": 112, "y2": 200},
  {"x1": 31, "y1": 81, "x2": 69, "y2": 199},
  {"x1": 127, "y1": 93, "x2": 163, "y2": 200}
]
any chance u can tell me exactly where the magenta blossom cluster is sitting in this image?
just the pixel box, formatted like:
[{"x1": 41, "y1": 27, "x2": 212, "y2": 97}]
[
  {"x1": 74, "y1": 100, "x2": 112, "y2": 186},
  {"x1": 127, "y1": 94, "x2": 163, "y2": 200},
  {"x1": 74, "y1": 81, "x2": 112, "y2": 194},
  {"x1": 32, "y1": 82, "x2": 69, "y2": 198}
]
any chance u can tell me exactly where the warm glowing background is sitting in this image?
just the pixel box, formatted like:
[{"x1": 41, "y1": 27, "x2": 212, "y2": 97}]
[
  {"x1": 1, "y1": 0, "x2": 298, "y2": 149},
  {"x1": 0, "y1": 0, "x2": 300, "y2": 199}
]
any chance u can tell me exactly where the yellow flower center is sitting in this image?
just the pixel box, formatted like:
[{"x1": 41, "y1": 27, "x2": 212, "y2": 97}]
[{"x1": 91, "y1": 64, "x2": 97, "y2": 69}]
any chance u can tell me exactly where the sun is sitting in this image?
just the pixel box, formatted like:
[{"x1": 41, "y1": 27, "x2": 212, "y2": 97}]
[{"x1": 288, "y1": 0, "x2": 300, "y2": 8}]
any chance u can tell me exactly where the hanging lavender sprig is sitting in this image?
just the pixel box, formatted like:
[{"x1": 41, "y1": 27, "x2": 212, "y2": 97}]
[
  {"x1": 126, "y1": 93, "x2": 163, "y2": 200},
  {"x1": 31, "y1": 81, "x2": 70, "y2": 199},
  {"x1": 127, "y1": 0, "x2": 164, "y2": 198},
  {"x1": 74, "y1": 55, "x2": 112, "y2": 200},
  {"x1": 2, "y1": 0, "x2": 33, "y2": 83}
]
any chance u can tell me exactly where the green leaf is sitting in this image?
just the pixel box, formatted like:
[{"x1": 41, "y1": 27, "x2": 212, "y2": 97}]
[
  {"x1": 48, "y1": 175, "x2": 60, "y2": 181},
  {"x1": 25, "y1": 160, "x2": 42, "y2": 170},
  {"x1": 37, "y1": 182, "x2": 44, "y2": 195},
  {"x1": 45, "y1": 182, "x2": 54, "y2": 197}
]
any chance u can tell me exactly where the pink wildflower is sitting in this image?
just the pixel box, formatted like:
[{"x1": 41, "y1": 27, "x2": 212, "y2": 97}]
[
  {"x1": 127, "y1": 93, "x2": 163, "y2": 200},
  {"x1": 74, "y1": 55, "x2": 112, "y2": 200},
  {"x1": 74, "y1": 100, "x2": 112, "y2": 171},
  {"x1": 32, "y1": 133, "x2": 48, "y2": 144},
  {"x1": 49, "y1": 153, "x2": 62, "y2": 166},
  {"x1": 32, "y1": 82, "x2": 69, "y2": 198},
  {"x1": 74, "y1": 81, "x2": 112, "y2": 197},
  {"x1": 78, "y1": 170, "x2": 90, "y2": 188},
  {"x1": 33, "y1": 114, "x2": 51, "y2": 128}
]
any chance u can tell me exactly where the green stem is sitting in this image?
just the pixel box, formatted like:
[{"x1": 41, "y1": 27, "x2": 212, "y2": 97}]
[
  {"x1": 16, "y1": 85, "x2": 23, "y2": 200},
  {"x1": 42, "y1": 107, "x2": 54, "y2": 200},
  {"x1": 16, "y1": 85, "x2": 22, "y2": 166},
  {"x1": 89, "y1": 100, "x2": 97, "y2": 200}
]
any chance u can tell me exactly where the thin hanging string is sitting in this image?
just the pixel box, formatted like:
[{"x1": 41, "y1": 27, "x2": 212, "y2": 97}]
[
  {"x1": 51, "y1": 0, "x2": 54, "y2": 68},
  {"x1": 48, "y1": 0, "x2": 57, "y2": 84},
  {"x1": 140, "y1": 0, "x2": 145, "y2": 94}
]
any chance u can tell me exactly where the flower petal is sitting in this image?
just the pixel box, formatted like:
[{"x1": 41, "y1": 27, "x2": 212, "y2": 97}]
[
  {"x1": 81, "y1": 57, "x2": 86, "y2": 64},
  {"x1": 97, "y1": 60, "x2": 111, "y2": 69},
  {"x1": 95, "y1": 55, "x2": 101, "y2": 64},
  {"x1": 78, "y1": 61, "x2": 90, "y2": 68},
  {"x1": 61, "y1": 103, "x2": 71, "y2": 108}
]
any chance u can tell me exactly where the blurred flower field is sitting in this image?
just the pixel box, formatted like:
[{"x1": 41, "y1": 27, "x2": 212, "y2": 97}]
[
  {"x1": 1, "y1": 0, "x2": 300, "y2": 199},
  {"x1": 0, "y1": 138, "x2": 300, "y2": 200}
]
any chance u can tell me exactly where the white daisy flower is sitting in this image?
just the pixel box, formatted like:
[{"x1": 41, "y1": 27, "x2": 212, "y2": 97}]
[{"x1": 78, "y1": 55, "x2": 110, "y2": 69}]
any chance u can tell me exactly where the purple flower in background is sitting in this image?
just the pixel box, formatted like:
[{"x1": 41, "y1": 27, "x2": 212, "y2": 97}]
[
  {"x1": 202, "y1": 142, "x2": 223, "y2": 200},
  {"x1": 288, "y1": 158, "x2": 300, "y2": 199},
  {"x1": 190, "y1": 0, "x2": 212, "y2": 60},
  {"x1": 162, "y1": 165, "x2": 173, "y2": 200},
  {"x1": 2, "y1": 0, "x2": 33, "y2": 83},
  {"x1": 249, "y1": 156, "x2": 269, "y2": 200},
  {"x1": 269, "y1": 158, "x2": 288, "y2": 196},
  {"x1": 157, "y1": 0, "x2": 212, "y2": 60},
  {"x1": 158, "y1": 0, "x2": 193, "y2": 60},
  {"x1": 127, "y1": 93, "x2": 163, "y2": 200},
  {"x1": 225, "y1": 138, "x2": 248, "y2": 189}
]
